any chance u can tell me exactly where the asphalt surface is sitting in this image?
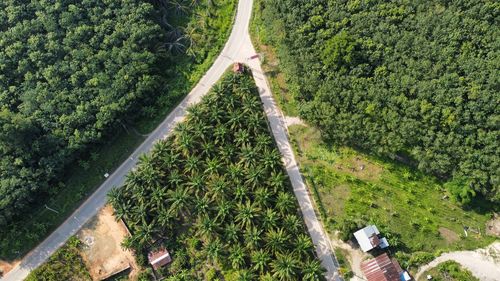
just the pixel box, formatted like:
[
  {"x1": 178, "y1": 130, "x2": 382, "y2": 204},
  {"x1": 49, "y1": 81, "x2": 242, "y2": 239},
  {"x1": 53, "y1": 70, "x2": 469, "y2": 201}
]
[{"x1": 1, "y1": 1, "x2": 340, "y2": 280}]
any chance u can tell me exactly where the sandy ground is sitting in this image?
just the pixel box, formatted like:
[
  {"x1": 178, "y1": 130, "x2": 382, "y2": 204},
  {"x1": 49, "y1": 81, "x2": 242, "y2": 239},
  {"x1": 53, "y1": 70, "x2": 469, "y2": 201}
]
[
  {"x1": 327, "y1": 232, "x2": 369, "y2": 280},
  {"x1": 0, "y1": 260, "x2": 18, "y2": 277},
  {"x1": 415, "y1": 242, "x2": 500, "y2": 281},
  {"x1": 486, "y1": 213, "x2": 500, "y2": 236},
  {"x1": 284, "y1": 116, "x2": 306, "y2": 127},
  {"x1": 78, "y1": 205, "x2": 138, "y2": 280}
]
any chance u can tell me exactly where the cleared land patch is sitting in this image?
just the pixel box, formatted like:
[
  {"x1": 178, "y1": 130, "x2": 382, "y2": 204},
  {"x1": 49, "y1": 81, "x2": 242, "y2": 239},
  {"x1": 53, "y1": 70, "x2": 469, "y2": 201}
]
[
  {"x1": 78, "y1": 205, "x2": 138, "y2": 280},
  {"x1": 289, "y1": 124, "x2": 496, "y2": 269}
]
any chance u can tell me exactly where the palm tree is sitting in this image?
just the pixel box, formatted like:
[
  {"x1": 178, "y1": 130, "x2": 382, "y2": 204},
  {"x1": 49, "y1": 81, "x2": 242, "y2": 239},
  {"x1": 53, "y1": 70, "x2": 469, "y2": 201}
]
[
  {"x1": 243, "y1": 227, "x2": 262, "y2": 249},
  {"x1": 183, "y1": 25, "x2": 201, "y2": 57},
  {"x1": 241, "y1": 95, "x2": 261, "y2": 113},
  {"x1": 265, "y1": 228, "x2": 289, "y2": 254},
  {"x1": 151, "y1": 187, "x2": 168, "y2": 211},
  {"x1": 215, "y1": 199, "x2": 232, "y2": 222},
  {"x1": 209, "y1": 176, "x2": 227, "y2": 201},
  {"x1": 235, "y1": 201, "x2": 260, "y2": 230},
  {"x1": 133, "y1": 222, "x2": 157, "y2": 248},
  {"x1": 204, "y1": 238, "x2": 223, "y2": 266},
  {"x1": 169, "y1": 0, "x2": 189, "y2": 16},
  {"x1": 213, "y1": 126, "x2": 228, "y2": 144},
  {"x1": 254, "y1": 187, "x2": 272, "y2": 208},
  {"x1": 238, "y1": 269, "x2": 256, "y2": 281},
  {"x1": 205, "y1": 157, "x2": 220, "y2": 176},
  {"x1": 283, "y1": 214, "x2": 301, "y2": 235},
  {"x1": 234, "y1": 185, "x2": 248, "y2": 201},
  {"x1": 168, "y1": 169, "x2": 183, "y2": 187},
  {"x1": 162, "y1": 37, "x2": 186, "y2": 55},
  {"x1": 255, "y1": 133, "x2": 272, "y2": 150},
  {"x1": 268, "y1": 171, "x2": 286, "y2": 193},
  {"x1": 219, "y1": 144, "x2": 235, "y2": 162},
  {"x1": 262, "y1": 208, "x2": 278, "y2": 230},
  {"x1": 271, "y1": 253, "x2": 298, "y2": 280},
  {"x1": 245, "y1": 167, "x2": 264, "y2": 189},
  {"x1": 235, "y1": 129, "x2": 251, "y2": 146},
  {"x1": 168, "y1": 187, "x2": 190, "y2": 217},
  {"x1": 188, "y1": 174, "x2": 205, "y2": 195},
  {"x1": 276, "y1": 192, "x2": 296, "y2": 214},
  {"x1": 262, "y1": 148, "x2": 282, "y2": 171},
  {"x1": 197, "y1": 215, "x2": 217, "y2": 241},
  {"x1": 194, "y1": 195, "x2": 211, "y2": 216},
  {"x1": 201, "y1": 141, "x2": 215, "y2": 158},
  {"x1": 302, "y1": 259, "x2": 325, "y2": 281},
  {"x1": 177, "y1": 133, "x2": 195, "y2": 156},
  {"x1": 108, "y1": 187, "x2": 123, "y2": 209},
  {"x1": 229, "y1": 244, "x2": 246, "y2": 269},
  {"x1": 259, "y1": 273, "x2": 274, "y2": 281},
  {"x1": 251, "y1": 249, "x2": 270, "y2": 273},
  {"x1": 227, "y1": 110, "x2": 243, "y2": 129},
  {"x1": 293, "y1": 234, "x2": 314, "y2": 256},
  {"x1": 227, "y1": 162, "x2": 244, "y2": 182},
  {"x1": 239, "y1": 145, "x2": 258, "y2": 167},
  {"x1": 224, "y1": 222, "x2": 239, "y2": 243},
  {"x1": 157, "y1": 206, "x2": 174, "y2": 229},
  {"x1": 184, "y1": 155, "x2": 201, "y2": 175}
]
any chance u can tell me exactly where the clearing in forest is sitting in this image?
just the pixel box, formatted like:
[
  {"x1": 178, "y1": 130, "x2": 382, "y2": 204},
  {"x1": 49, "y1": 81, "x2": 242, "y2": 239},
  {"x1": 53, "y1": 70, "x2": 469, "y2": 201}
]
[
  {"x1": 109, "y1": 68, "x2": 325, "y2": 280},
  {"x1": 289, "y1": 125, "x2": 496, "y2": 270}
]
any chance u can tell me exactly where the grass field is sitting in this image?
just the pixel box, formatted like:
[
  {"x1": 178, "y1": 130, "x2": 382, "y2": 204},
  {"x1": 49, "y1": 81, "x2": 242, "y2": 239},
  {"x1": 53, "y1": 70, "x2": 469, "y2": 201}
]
[
  {"x1": 418, "y1": 261, "x2": 479, "y2": 281},
  {"x1": 0, "y1": 0, "x2": 236, "y2": 260},
  {"x1": 289, "y1": 124, "x2": 496, "y2": 259},
  {"x1": 25, "y1": 237, "x2": 90, "y2": 281}
]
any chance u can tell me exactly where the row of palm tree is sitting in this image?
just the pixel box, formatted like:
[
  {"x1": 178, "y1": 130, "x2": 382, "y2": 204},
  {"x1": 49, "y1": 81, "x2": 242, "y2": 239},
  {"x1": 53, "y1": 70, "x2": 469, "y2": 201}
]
[
  {"x1": 155, "y1": 0, "x2": 222, "y2": 56},
  {"x1": 108, "y1": 70, "x2": 325, "y2": 280}
]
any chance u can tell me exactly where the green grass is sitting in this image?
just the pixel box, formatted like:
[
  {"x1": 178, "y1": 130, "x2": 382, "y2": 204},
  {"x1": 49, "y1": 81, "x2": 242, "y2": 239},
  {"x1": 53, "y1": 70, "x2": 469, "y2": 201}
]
[
  {"x1": 334, "y1": 249, "x2": 353, "y2": 280},
  {"x1": 0, "y1": 0, "x2": 236, "y2": 261},
  {"x1": 418, "y1": 261, "x2": 479, "y2": 281},
  {"x1": 289, "y1": 125, "x2": 495, "y2": 256},
  {"x1": 249, "y1": 0, "x2": 299, "y2": 117},
  {"x1": 25, "y1": 237, "x2": 90, "y2": 281}
]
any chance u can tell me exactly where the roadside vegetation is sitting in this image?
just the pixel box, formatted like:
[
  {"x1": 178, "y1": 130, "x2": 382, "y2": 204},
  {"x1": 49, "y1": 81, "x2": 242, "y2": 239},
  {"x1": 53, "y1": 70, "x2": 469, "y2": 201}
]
[
  {"x1": 251, "y1": 0, "x2": 498, "y2": 272},
  {"x1": 109, "y1": 70, "x2": 325, "y2": 280},
  {"x1": 418, "y1": 261, "x2": 479, "y2": 281},
  {"x1": 253, "y1": 0, "x2": 499, "y2": 203},
  {"x1": 25, "y1": 237, "x2": 90, "y2": 281},
  {"x1": 0, "y1": 0, "x2": 236, "y2": 259}
]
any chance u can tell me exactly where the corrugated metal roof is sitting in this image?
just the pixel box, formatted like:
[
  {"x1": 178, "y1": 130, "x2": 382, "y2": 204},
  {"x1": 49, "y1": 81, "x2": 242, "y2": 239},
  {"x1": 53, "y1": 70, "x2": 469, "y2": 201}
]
[{"x1": 361, "y1": 253, "x2": 403, "y2": 281}]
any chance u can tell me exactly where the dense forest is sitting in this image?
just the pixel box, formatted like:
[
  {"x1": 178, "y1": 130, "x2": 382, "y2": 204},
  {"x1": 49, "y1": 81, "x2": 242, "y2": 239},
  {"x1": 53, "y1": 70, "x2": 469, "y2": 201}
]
[
  {"x1": 0, "y1": 0, "x2": 228, "y2": 229},
  {"x1": 109, "y1": 70, "x2": 325, "y2": 280},
  {"x1": 256, "y1": 0, "x2": 499, "y2": 203}
]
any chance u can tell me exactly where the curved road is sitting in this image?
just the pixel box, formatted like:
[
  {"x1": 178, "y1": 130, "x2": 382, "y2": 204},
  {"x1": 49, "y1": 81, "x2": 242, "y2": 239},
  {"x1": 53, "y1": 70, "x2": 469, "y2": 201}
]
[
  {"x1": 1, "y1": 1, "x2": 340, "y2": 280},
  {"x1": 415, "y1": 242, "x2": 500, "y2": 281}
]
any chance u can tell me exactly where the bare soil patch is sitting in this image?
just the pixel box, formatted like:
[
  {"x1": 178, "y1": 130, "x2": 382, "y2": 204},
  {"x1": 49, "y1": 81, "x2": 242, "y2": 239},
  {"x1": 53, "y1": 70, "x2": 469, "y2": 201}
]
[
  {"x1": 336, "y1": 156, "x2": 383, "y2": 181},
  {"x1": 439, "y1": 227, "x2": 460, "y2": 244},
  {"x1": 0, "y1": 259, "x2": 18, "y2": 276},
  {"x1": 78, "y1": 205, "x2": 138, "y2": 280},
  {"x1": 486, "y1": 213, "x2": 500, "y2": 237}
]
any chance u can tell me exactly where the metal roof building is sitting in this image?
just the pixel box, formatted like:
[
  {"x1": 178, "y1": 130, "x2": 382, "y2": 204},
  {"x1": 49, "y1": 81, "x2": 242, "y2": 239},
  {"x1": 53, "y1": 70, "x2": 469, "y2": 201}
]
[
  {"x1": 148, "y1": 248, "x2": 172, "y2": 270},
  {"x1": 361, "y1": 253, "x2": 404, "y2": 281},
  {"x1": 354, "y1": 225, "x2": 389, "y2": 252}
]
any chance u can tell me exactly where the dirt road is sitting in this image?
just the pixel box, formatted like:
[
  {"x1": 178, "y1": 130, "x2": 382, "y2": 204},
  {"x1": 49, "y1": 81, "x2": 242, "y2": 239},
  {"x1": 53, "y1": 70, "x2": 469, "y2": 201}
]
[{"x1": 415, "y1": 242, "x2": 500, "y2": 281}]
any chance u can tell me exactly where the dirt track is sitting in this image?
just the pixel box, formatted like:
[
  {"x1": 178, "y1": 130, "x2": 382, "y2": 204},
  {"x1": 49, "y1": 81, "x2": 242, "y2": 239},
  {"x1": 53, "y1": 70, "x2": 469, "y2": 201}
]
[{"x1": 415, "y1": 242, "x2": 500, "y2": 281}]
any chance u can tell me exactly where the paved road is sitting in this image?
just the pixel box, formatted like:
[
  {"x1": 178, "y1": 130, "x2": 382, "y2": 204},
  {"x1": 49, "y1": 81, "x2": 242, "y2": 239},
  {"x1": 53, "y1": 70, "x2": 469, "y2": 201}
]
[
  {"x1": 244, "y1": 40, "x2": 342, "y2": 281},
  {"x1": 2, "y1": 1, "x2": 340, "y2": 280}
]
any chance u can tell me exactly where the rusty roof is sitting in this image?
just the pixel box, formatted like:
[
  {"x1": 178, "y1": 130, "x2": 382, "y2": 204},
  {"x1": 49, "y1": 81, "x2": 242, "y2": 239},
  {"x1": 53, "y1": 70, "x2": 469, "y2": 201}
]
[{"x1": 361, "y1": 253, "x2": 403, "y2": 281}]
